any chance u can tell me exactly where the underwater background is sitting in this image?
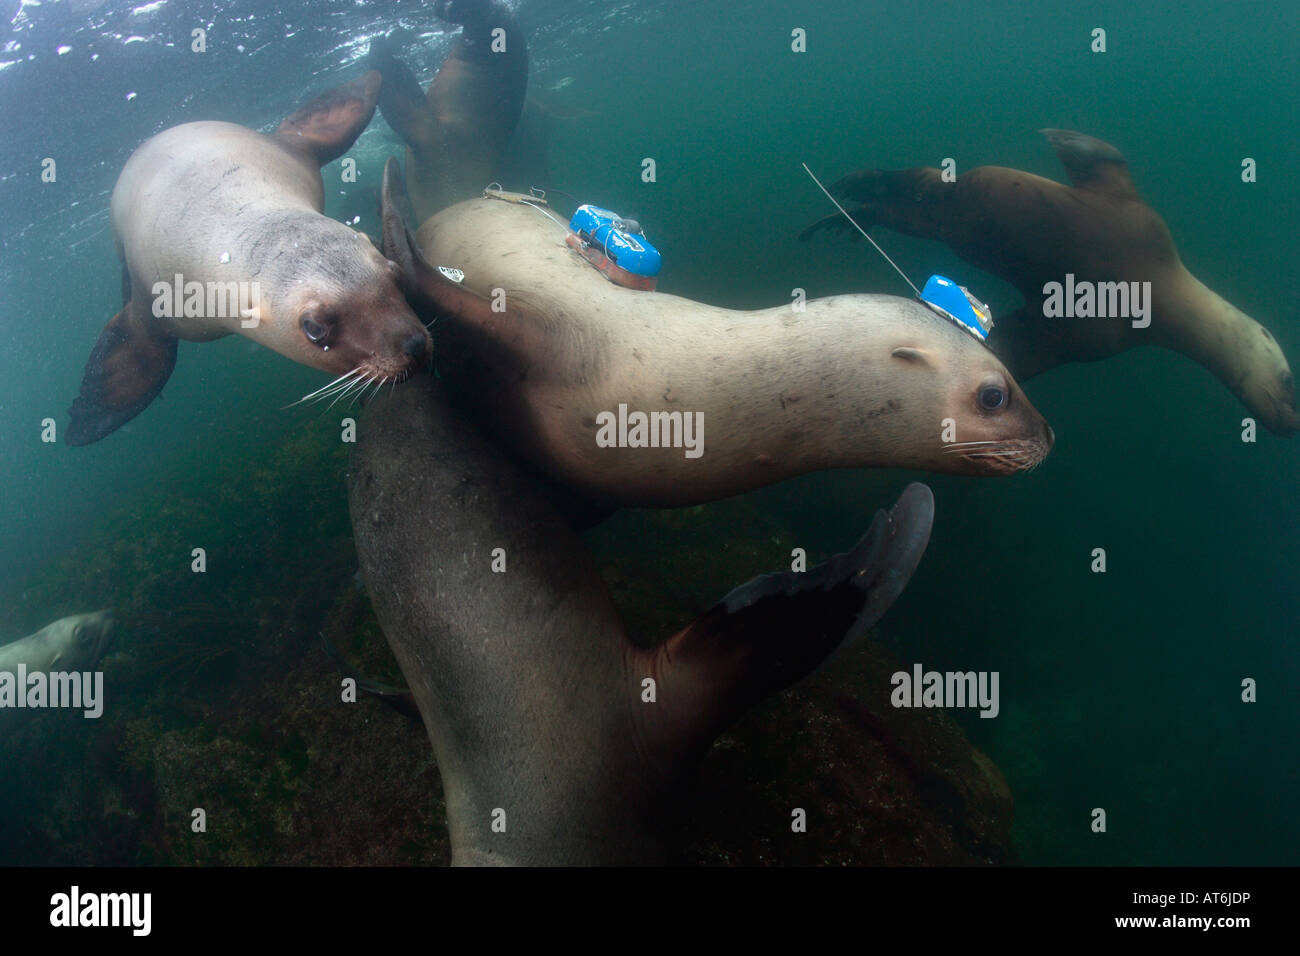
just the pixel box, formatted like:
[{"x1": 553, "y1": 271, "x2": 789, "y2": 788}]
[{"x1": 0, "y1": 0, "x2": 1296, "y2": 865}]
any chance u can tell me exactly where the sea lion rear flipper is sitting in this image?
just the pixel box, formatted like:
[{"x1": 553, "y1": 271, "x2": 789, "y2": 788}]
[
  {"x1": 656, "y1": 483, "x2": 935, "y2": 738},
  {"x1": 273, "y1": 70, "x2": 382, "y2": 166},
  {"x1": 366, "y1": 37, "x2": 439, "y2": 153},
  {"x1": 67, "y1": 301, "x2": 178, "y2": 446},
  {"x1": 1040, "y1": 128, "x2": 1139, "y2": 200}
]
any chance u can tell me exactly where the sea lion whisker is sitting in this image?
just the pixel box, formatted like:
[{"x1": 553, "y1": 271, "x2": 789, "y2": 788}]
[
  {"x1": 287, "y1": 367, "x2": 364, "y2": 408},
  {"x1": 324, "y1": 378, "x2": 362, "y2": 411},
  {"x1": 325, "y1": 371, "x2": 374, "y2": 410},
  {"x1": 315, "y1": 370, "x2": 371, "y2": 402},
  {"x1": 350, "y1": 373, "x2": 381, "y2": 406},
  {"x1": 942, "y1": 445, "x2": 1018, "y2": 456},
  {"x1": 963, "y1": 449, "x2": 1030, "y2": 459},
  {"x1": 337, "y1": 373, "x2": 378, "y2": 409},
  {"x1": 309, "y1": 380, "x2": 361, "y2": 410}
]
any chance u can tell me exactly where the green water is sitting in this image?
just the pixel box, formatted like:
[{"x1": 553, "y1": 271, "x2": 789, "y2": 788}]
[{"x1": 0, "y1": 0, "x2": 1295, "y2": 865}]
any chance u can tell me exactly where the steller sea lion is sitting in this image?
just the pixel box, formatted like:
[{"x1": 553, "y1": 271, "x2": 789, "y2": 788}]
[
  {"x1": 348, "y1": 377, "x2": 935, "y2": 864},
  {"x1": 379, "y1": 163, "x2": 1054, "y2": 507},
  {"x1": 801, "y1": 129, "x2": 1299, "y2": 435},
  {"x1": 65, "y1": 71, "x2": 432, "y2": 446}
]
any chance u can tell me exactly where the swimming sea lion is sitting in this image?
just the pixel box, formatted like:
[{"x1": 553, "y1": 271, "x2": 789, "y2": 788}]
[
  {"x1": 368, "y1": 0, "x2": 528, "y2": 226},
  {"x1": 65, "y1": 72, "x2": 432, "y2": 446},
  {"x1": 379, "y1": 167, "x2": 1054, "y2": 507},
  {"x1": 348, "y1": 377, "x2": 935, "y2": 864},
  {"x1": 801, "y1": 129, "x2": 1299, "y2": 435},
  {"x1": 0, "y1": 611, "x2": 115, "y2": 677}
]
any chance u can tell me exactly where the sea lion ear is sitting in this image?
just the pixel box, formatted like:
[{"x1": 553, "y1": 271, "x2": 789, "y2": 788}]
[
  {"x1": 650, "y1": 483, "x2": 935, "y2": 745},
  {"x1": 67, "y1": 302, "x2": 178, "y2": 446},
  {"x1": 891, "y1": 346, "x2": 934, "y2": 366},
  {"x1": 1039, "y1": 128, "x2": 1139, "y2": 200},
  {"x1": 274, "y1": 71, "x2": 382, "y2": 166}
]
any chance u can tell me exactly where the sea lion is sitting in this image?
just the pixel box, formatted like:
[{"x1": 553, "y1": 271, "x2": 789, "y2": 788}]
[
  {"x1": 0, "y1": 611, "x2": 115, "y2": 677},
  {"x1": 379, "y1": 168, "x2": 1054, "y2": 507},
  {"x1": 368, "y1": 0, "x2": 528, "y2": 226},
  {"x1": 348, "y1": 378, "x2": 935, "y2": 864},
  {"x1": 65, "y1": 72, "x2": 432, "y2": 446},
  {"x1": 801, "y1": 129, "x2": 1300, "y2": 435}
]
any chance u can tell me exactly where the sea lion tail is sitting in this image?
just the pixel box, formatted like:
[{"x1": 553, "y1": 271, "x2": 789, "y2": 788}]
[
  {"x1": 274, "y1": 70, "x2": 382, "y2": 166},
  {"x1": 67, "y1": 300, "x2": 178, "y2": 446},
  {"x1": 651, "y1": 483, "x2": 935, "y2": 743}
]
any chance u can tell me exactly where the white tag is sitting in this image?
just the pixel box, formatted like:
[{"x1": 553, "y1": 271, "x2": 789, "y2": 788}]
[{"x1": 438, "y1": 266, "x2": 465, "y2": 283}]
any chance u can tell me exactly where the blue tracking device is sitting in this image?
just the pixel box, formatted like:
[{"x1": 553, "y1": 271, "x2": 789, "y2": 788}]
[
  {"x1": 919, "y1": 274, "x2": 994, "y2": 341},
  {"x1": 568, "y1": 205, "x2": 662, "y2": 280}
]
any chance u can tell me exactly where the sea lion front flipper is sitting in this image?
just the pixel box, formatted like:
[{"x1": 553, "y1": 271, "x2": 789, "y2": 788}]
[
  {"x1": 654, "y1": 483, "x2": 935, "y2": 741},
  {"x1": 366, "y1": 37, "x2": 439, "y2": 154},
  {"x1": 797, "y1": 205, "x2": 877, "y2": 242},
  {"x1": 67, "y1": 300, "x2": 179, "y2": 446},
  {"x1": 801, "y1": 167, "x2": 956, "y2": 243},
  {"x1": 1040, "y1": 128, "x2": 1139, "y2": 201},
  {"x1": 319, "y1": 631, "x2": 421, "y2": 722},
  {"x1": 273, "y1": 70, "x2": 382, "y2": 166}
]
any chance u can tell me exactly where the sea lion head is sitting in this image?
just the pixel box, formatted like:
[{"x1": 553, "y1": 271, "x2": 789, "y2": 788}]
[
  {"x1": 1233, "y1": 328, "x2": 1299, "y2": 436},
  {"x1": 266, "y1": 219, "x2": 432, "y2": 390},
  {"x1": 56, "y1": 609, "x2": 116, "y2": 670},
  {"x1": 878, "y1": 299, "x2": 1054, "y2": 476}
]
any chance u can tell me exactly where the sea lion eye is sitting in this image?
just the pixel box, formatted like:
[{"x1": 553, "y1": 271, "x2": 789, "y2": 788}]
[
  {"x1": 300, "y1": 313, "x2": 330, "y2": 345},
  {"x1": 978, "y1": 385, "x2": 1007, "y2": 410}
]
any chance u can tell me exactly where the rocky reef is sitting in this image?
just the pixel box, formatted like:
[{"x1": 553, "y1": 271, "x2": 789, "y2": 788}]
[{"x1": 0, "y1": 414, "x2": 1013, "y2": 866}]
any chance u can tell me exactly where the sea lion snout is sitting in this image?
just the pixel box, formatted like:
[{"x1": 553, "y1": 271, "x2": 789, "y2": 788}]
[
  {"x1": 66, "y1": 609, "x2": 116, "y2": 668},
  {"x1": 289, "y1": 251, "x2": 433, "y2": 382},
  {"x1": 346, "y1": 306, "x2": 432, "y2": 379},
  {"x1": 402, "y1": 331, "x2": 430, "y2": 360},
  {"x1": 1232, "y1": 354, "x2": 1299, "y2": 436},
  {"x1": 1264, "y1": 370, "x2": 1299, "y2": 435},
  {"x1": 939, "y1": 363, "x2": 1054, "y2": 476}
]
